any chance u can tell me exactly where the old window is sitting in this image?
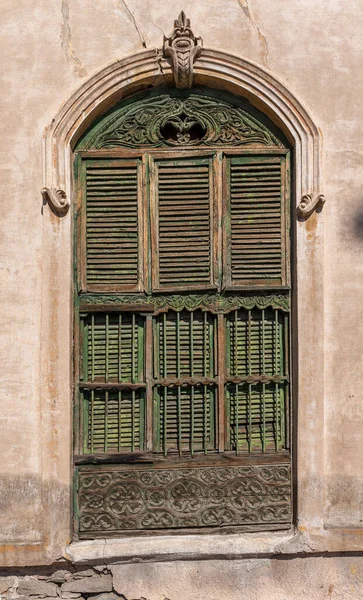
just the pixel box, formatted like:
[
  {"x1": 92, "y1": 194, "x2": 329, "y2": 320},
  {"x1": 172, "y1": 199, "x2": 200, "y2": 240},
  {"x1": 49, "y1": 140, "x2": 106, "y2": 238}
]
[{"x1": 73, "y1": 89, "x2": 292, "y2": 538}]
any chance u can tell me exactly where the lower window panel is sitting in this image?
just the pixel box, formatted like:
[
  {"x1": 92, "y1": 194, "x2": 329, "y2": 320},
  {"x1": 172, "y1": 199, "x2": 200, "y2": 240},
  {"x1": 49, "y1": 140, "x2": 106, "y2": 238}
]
[
  {"x1": 227, "y1": 382, "x2": 287, "y2": 453},
  {"x1": 83, "y1": 388, "x2": 145, "y2": 453},
  {"x1": 76, "y1": 462, "x2": 292, "y2": 537},
  {"x1": 154, "y1": 385, "x2": 217, "y2": 454}
]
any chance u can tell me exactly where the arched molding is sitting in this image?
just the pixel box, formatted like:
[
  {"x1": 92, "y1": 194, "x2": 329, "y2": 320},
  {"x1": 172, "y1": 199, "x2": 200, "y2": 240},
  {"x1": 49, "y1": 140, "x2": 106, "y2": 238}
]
[{"x1": 43, "y1": 48, "x2": 323, "y2": 214}]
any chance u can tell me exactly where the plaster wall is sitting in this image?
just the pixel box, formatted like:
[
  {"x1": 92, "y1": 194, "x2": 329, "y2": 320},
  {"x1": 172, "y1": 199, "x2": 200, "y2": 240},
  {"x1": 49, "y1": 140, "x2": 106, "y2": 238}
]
[{"x1": 1, "y1": 0, "x2": 363, "y2": 590}]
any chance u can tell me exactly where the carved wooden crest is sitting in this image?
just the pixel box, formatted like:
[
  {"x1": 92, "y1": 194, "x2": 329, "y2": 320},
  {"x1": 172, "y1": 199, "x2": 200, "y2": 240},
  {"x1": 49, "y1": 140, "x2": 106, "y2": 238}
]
[
  {"x1": 163, "y1": 11, "x2": 202, "y2": 88},
  {"x1": 84, "y1": 94, "x2": 284, "y2": 149}
]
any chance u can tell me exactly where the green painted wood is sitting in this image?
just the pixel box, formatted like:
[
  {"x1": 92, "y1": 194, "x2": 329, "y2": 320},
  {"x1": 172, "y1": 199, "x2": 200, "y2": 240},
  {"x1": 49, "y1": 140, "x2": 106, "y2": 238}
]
[
  {"x1": 226, "y1": 307, "x2": 288, "y2": 453},
  {"x1": 80, "y1": 312, "x2": 145, "y2": 453},
  {"x1": 226, "y1": 155, "x2": 287, "y2": 286},
  {"x1": 153, "y1": 156, "x2": 213, "y2": 290},
  {"x1": 153, "y1": 309, "x2": 217, "y2": 455},
  {"x1": 84, "y1": 159, "x2": 140, "y2": 289}
]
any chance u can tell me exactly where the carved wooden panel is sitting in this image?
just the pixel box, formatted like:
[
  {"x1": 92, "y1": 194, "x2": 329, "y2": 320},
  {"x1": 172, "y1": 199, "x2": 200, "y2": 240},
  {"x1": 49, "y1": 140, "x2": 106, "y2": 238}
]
[
  {"x1": 80, "y1": 94, "x2": 285, "y2": 150},
  {"x1": 76, "y1": 463, "x2": 291, "y2": 536}
]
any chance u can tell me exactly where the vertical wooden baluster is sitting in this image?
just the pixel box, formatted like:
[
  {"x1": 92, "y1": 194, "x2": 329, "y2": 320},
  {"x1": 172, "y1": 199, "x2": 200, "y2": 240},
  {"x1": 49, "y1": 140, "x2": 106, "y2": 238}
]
[
  {"x1": 145, "y1": 315, "x2": 153, "y2": 452},
  {"x1": 217, "y1": 313, "x2": 225, "y2": 452},
  {"x1": 177, "y1": 312, "x2": 181, "y2": 456},
  {"x1": 235, "y1": 310, "x2": 239, "y2": 455},
  {"x1": 131, "y1": 314, "x2": 136, "y2": 452},
  {"x1": 274, "y1": 309, "x2": 279, "y2": 451},
  {"x1": 90, "y1": 315, "x2": 95, "y2": 453},
  {"x1": 118, "y1": 314, "x2": 122, "y2": 451},
  {"x1": 105, "y1": 314, "x2": 109, "y2": 383},
  {"x1": 284, "y1": 311, "x2": 289, "y2": 449},
  {"x1": 104, "y1": 389, "x2": 108, "y2": 453},
  {"x1": 203, "y1": 311, "x2": 208, "y2": 454},
  {"x1": 248, "y1": 309, "x2": 252, "y2": 453},
  {"x1": 163, "y1": 312, "x2": 167, "y2": 457},
  {"x1": 190, "y1": 312, "x2": 195, "y2": 455},
  {"x1": 262, "y1": 309, "x2": 266, "y2": 453}
]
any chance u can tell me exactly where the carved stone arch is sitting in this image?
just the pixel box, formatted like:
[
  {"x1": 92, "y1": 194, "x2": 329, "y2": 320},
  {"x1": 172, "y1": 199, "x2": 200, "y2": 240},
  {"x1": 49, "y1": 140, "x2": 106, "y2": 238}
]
[
  {"x1": 43, "y1": 48, "x2": 323, "y2": 213},
  {"x1": 41, "y1": 48, "x2": 326, "y2": 559}
]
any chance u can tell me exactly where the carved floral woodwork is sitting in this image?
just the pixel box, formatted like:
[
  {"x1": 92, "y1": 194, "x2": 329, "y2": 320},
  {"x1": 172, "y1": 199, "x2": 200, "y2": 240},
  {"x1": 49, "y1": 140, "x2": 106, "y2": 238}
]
[
  {"x1": 163, "y1": 12, "x2": 202, "y2": 89},
  {"x1": 77, "y1": 464, "x2": 291, "y2": 535},
  {"x1": 85, "y1": 94, "x2": 283, "y2": 149},
  {"x1": 297, "y1": 193, "x2": 326, "y2": 218},
  {"x1": 79, "y1": 293, "x2": 290, "y2": 314}
]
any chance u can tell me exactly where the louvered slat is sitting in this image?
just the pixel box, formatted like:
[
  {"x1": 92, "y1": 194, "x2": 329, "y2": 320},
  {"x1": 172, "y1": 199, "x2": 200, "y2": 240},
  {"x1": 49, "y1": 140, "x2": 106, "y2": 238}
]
[
  {"x1": 227, "y1": 156, "x2": 285, "y2": 286},
  {"x1": 83, "y1": 313, "x2": 144, "y2": 383},
  {"x1": 156, "y1": 385, "x2": 216, "y2": 454},
  {"x1": 153, "y1": 158, "x2": 213, "y2": 289},
  {"x1": 226, "y1": 308, "x2": 287, "y2": 453},
  {"x1": 84, "y1": 389, "x2": 143, "y2": 453},
  {"x1": 154, "y1": 309, "x2": 216, "y2": 454},
  {"x1": 156, "y1": 310, "x2": 215, "y2": 378},
  {"x1": 85, "y1": 160, "x2": 140, "y2": 290}
]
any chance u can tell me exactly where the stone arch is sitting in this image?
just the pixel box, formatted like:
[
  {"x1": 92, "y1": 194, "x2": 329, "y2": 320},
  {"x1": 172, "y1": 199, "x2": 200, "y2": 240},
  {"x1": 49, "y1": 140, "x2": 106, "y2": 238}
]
[{"x1": 43, "y1": 48, "x2": 322, "y2": 212}]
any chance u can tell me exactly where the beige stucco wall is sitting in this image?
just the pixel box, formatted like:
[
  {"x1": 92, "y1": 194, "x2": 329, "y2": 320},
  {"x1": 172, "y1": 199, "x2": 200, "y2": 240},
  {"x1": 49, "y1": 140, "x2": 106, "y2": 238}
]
[{"x1": 1, "y1": 0, "x2": 363, "y2": 589}]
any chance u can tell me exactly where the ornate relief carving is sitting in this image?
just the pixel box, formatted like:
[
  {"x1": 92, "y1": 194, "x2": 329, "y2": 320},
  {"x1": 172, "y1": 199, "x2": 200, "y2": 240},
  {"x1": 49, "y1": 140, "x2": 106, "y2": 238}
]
[
  {"x1": 77, "y1": 464, "x2": 291, "y2": 534},
  {"x1": 163, "y1": 12, "x2": 202, "y2": 89},
  {"x1": 86, "y1": 94, "x2": 283, "y2": 149},
  {"x1": 297, "y1": 193, "x2": 326, "y2": 218},
  {"x1": 41, "y1": 187, "x2": 70, "y2": 214},
  {"x1": 79, "y1": 293, "x2": 290, "y2": 313}
]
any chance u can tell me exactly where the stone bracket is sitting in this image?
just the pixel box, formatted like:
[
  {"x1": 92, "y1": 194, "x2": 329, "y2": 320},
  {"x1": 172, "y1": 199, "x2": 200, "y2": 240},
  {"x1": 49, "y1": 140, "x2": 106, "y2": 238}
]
[
  {"x1": 41, "y1": 186, "x2": 70, "y2": 215},
  {"x1": 297, "y1": 193, "x2": 326, "y2": 219}
]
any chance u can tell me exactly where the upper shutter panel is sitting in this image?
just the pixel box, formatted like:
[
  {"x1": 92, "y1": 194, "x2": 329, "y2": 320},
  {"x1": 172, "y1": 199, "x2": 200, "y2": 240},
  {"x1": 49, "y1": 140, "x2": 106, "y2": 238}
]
[
  {"x1": 83, "y1": 158, "x2": 142, "y2": 291},
  {"x1": 152, "y1": 157, "x2": 215, "y2": 291},
  {"x1": 224, "y1": 155, "x2": 289, "y2": 287}
]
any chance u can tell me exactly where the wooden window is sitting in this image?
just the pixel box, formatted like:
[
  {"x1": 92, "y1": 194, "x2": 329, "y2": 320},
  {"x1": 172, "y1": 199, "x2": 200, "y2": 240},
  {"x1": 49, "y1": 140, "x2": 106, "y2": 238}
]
[{"x1": 74, "y1": 90, "x2": 292, "y2": 538}]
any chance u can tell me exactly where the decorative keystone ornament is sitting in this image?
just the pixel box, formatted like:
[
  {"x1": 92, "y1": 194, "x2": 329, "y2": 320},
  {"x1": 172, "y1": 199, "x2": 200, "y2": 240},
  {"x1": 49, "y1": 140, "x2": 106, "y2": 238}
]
[
  {"x1": 297, "y1": 193, "x2": 326, "y2": 218},
  {"x1": 41, "y1": 186, "x2": 70, "y2": 214},
  {"x1": 163, "y1": 11, "x2": 203, "y2": 88}
]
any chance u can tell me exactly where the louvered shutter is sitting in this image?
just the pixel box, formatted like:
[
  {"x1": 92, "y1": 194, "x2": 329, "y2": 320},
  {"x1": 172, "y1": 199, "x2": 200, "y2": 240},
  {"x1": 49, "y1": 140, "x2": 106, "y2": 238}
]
[
  {"x1": 153, "y1": 310, "x2": 217, "y2": 454},
  {"x1": 226, "y1": 307, "x2": 288, "y2": 453},
  {"x1": 80, "y1": 312, "x2": 145, "y2": 453},
  {"x1": 224, "y1": 155, "x2": 289, "y2": 287},
  {"x1": 151, "y1": 156, "x2": 216, "y2": 291},
  {"x1": 82, "y1": 158, "x2": 142, "y2": 292}
]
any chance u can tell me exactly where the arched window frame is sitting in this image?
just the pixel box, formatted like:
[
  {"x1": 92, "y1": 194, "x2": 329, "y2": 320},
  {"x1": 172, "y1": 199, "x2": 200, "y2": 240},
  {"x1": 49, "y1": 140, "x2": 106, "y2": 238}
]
[{"x1": 40, "y1": 49, "x2": 325, "y2": 556}]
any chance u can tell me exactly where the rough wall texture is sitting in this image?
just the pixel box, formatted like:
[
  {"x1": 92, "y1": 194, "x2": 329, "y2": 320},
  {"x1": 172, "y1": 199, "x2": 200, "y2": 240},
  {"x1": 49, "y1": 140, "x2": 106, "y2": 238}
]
[
  {"x1": 1, "y1": 558, "x2": 363, "y2": 600},
  {"x1": 1, "y1": 0, "x2": 363, "y2": 595}
]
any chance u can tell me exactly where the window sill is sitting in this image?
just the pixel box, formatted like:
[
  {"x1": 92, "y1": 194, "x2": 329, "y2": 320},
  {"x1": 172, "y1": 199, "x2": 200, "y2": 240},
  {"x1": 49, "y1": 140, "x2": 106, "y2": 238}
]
[{"x1": 65, "y1": 527, "x2": 363, "y2": 563}]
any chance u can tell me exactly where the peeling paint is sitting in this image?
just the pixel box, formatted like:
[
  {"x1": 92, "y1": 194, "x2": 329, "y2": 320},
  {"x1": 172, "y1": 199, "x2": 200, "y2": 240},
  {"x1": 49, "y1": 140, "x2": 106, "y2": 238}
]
[
  {"x1": 238, "y1": 0, "x2": 269, "y2": 68},
  {"x1": 60, "y1": 0, "x2": 88, "y2": 78},
  {"x1": 116, "y1": 0, "x2": 147, "y2": 49}
]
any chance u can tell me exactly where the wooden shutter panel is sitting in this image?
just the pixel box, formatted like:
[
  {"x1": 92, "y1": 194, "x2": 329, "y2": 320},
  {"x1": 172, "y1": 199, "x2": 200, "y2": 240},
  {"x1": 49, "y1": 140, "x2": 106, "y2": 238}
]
[
  {"x1": 82, "y1": 158, "x2": 142, "y2": 291},
  {"x1": 226, "y1": 307, "x2": 288, "y2": 453},
  {"x1": 152, "y1": 157, "x2": 215, "y2": 291},
  {"x1": 224, "y1": 155, "x2": 289, "y2": 287},
  {"x1": 153, "y1": 310, "x2": 217, "y2": 454},
  {"x1": 80, "y1": 312, "x2": 145, "y2": 454}
]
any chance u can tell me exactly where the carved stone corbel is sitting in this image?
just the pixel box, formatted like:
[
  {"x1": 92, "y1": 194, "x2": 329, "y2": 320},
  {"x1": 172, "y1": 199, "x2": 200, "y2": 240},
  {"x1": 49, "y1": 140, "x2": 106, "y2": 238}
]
[
  {"x1": 297, "y1": 193, "x2": 326, "y2": 218},
  {"x1": 41, "y1": 187, "x2": 70, "y2": 214},
  {"x1": 163, "y1": 11, "x2": 203, "y2": 89}
]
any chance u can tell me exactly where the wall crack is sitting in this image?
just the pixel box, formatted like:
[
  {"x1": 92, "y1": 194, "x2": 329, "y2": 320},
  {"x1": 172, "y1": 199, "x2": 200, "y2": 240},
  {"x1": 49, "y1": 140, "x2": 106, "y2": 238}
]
[
  {"x1": 60, "y1": 0, "x2": 88, "y2": 77},
  {"x1": 116, "y1": 0, "x2": 147, "y2": 48},
  {"x1": 238, "y1": 0, "x2": 269, "y2": 68}
]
